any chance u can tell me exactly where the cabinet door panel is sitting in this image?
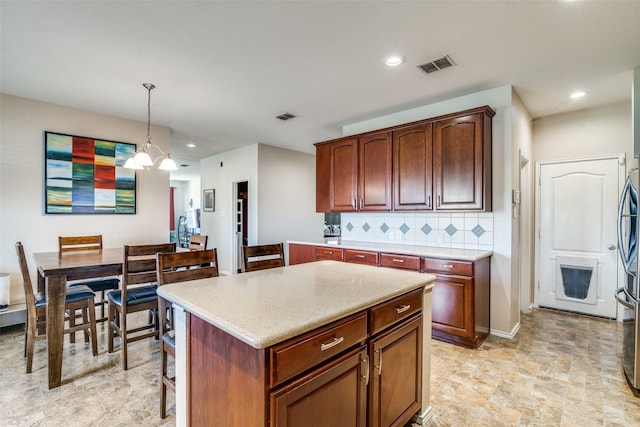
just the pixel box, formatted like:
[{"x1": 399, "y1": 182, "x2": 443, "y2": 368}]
[
  {"x1": 288, "y1": 243, "x2": 316, "y2": 265},
  {"x1": 359, "y1": 133, "x2": 392, "y2": 211},
  {"x1": 431, "y1": 275, "x2": 473, "y2": 336},
  {"x1": 271, "y1": 347, "x2": 368, "y2": 427},
  {"x1": 393, "y1": 124, "x2": 433, "y2": 210},
  {"x1": 369, "y1": 315, "x2": 422, "y2": 427},
  {"x1": 316, "y1": 143, "x2": 331, "y2": 212},
  {"x1": 331, "y1": 139, "x2": 358, "y2": 211},
  {"x1": 434, "y1": 110, "x2": 491, "y2": 211}
]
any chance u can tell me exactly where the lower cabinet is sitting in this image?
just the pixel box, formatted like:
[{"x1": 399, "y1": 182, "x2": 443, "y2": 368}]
[
  {"x1": 425, "y1": 257, "x2": 490, "y2": 348},
  {"x1": 369, "y1": 315, "x2": 422, "y2": 427},
  {"x1": 270, "y1": 347, "x2": 368, "y2": 427}
]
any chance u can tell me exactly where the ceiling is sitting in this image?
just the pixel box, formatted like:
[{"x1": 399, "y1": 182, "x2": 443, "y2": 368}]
[{"x1": 2, "y1": 1, "x2": 640, "y2": 181}]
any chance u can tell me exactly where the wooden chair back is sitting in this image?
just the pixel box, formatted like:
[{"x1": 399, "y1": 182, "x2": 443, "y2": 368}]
[
  {"x1": 188, "y1": 235, "x2": 208, "y2": 251},
  {"x1": 156, "y1": 249, "x2": 219, "y2": 285},
  {"x1": 59, "y1": 235, "x2": 103, "y2": 252},
  {"x1": 15, "y1": 242, "x2": 36, "y2": 317},
  {"x1": 242, "y1": 243, "x2": 285, "y2": 272},
  {"x1": 123, "y1": 243, "x2": 177, "y2": 287}
]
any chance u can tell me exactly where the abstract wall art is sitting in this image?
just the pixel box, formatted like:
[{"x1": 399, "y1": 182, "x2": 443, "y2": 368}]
[{"x1": 44, "y1": 131, "x2": 137, "y2": 214}]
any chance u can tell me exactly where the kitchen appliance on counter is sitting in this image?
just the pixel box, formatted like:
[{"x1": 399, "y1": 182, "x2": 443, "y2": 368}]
[
  {"x1": 616, "y1": 167, "x2": 640, "y2": 392},
  {"x1": 323, "y1": 212, "x2": 341, "y2": 237}
]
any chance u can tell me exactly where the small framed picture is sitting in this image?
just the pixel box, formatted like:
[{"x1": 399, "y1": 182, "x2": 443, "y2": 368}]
[{"x1": 203, "y1": 189, "x2": 215, "y2": 212}]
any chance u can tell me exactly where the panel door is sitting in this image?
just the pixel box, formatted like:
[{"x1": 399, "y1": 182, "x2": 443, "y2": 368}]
[
  {"x1": 331, "y1": 138, "x2": 359, "y2": 211},
  {"x1": 434, "y1": 112, "x2": 486, "y2": 210},
  {"x1": 537, "y1": 156, "x2": 622, "y2": 318},
  {"x1": 430, "y1": 274, "x2": 473, "y2": 338},
  {"x1": 393, "y1": 124, "x2": 433, "y2": 210},
  {"x1": 359, "y1": 133, "x2": 392, "y2": 211}
]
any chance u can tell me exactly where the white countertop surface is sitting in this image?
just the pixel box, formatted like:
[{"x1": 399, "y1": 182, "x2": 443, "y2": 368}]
[
  {"x1": 288, "y1": 239, "x2": 492, "y2": 261},
  {"x1": 157, "y1": 260, "x2": 434, "y2": 349}
]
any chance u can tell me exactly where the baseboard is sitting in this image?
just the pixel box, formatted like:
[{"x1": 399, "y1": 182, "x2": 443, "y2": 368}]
[
  {"x1": 490, "y1": 321, "x2": 520, "y2": 340},
  {"x1": 412, "y1": 405, "x2": 433, "y2": 425},
  {"x1": 0, "y1": 303, "x2": 26, "y2": 328}
]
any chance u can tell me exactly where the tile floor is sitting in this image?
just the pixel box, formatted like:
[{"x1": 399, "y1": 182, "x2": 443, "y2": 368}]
[{"x1": 1, "y1": 308, "x2": 639, "y2": 426}]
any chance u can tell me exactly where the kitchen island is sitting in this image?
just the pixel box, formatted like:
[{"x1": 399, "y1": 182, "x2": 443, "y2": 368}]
[{"x1": 157, "y1": 260, "x2": 435, "y2": 426}]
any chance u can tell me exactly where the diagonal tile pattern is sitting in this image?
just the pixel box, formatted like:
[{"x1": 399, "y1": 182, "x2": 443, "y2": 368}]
[{"x1": 1, "y1": 309, "x2": 639, "y2": 426}]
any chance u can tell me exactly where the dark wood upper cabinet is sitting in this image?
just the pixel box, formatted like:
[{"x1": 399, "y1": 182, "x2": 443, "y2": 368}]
[
  {"x1": 358, "y1": 133, "x2": 392, "y2": 211},
  {"x1": 315, "y1": 105, "x2": 494, "y2": 213},
  {"x1": 331, "y1": 138, "x2": 359, "y2": 211},
  {"x1": 433, "y1": 107, "x2": 493, "y2": 211},
  {"x1": 393, "y1": 124, "x2": 433, "y2": 211}
]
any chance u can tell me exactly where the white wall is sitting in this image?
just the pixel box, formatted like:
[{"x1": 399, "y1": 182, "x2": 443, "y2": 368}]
[
  {"x1": 0, "y1": 94, "x2": 171, "y2": 305},
  {"x1": 200, "y1": 143, "x2": 322, "y2": 275},
  {"x1": 343, "y1": 85, "x2": 518, "y2": 337},
  {"x1": 533, "y1": 102, "x2": 632, "y2": 164}
]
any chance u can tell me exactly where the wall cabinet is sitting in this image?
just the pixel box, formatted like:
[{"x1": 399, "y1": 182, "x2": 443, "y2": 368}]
[
  {"x1": 316, "y1": 134, "x2": 392, "y2": 212},
  {"x1": 433, "y1": 109, "x2": 493, "y2": 211},
  {"x1": 315, "y1": 106, "x2": 494, "y2": 212},
  {"x1": 424, "y1": 257, "x2": 491, "y2": 349},
  {"x1": 393, "y1": 124, "x2": 433, "y2": 211}
]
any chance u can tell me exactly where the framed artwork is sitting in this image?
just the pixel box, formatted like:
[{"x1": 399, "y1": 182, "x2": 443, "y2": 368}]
[
  {"x1": 44, "y1": 131, "x2": 137, "y2": 214},
  {"x1": 203, "y1": 188, "x2": 215, "y2": 212}
]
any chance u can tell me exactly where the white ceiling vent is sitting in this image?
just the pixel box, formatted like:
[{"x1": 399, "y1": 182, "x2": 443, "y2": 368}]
[
  {"x1": 276, "y1": 112, "x2": 297, "y2": 121},
  {"x1": 418, "y1": 55, "x2": 456, "y2": 74}
]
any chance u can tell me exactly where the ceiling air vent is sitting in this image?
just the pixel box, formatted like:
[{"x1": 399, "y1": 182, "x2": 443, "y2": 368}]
[
  {"x1": 276, "y1": 112, "x2": 297, "y2": 121},
  {"x1": 418, "y1": 55, "x2": 455, "y2": 74}
]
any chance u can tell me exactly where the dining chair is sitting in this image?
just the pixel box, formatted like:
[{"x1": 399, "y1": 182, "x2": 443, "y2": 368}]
[
  {"x1": 156, "y1": 248, "x2": 219, "y2": 418},
  {"x1": 15, "y1": 242, "x2": 98, "y2": 373},
  {"x1": 242, "y1": 242, "x2": 285, "y2": 272},
  {"x1": 59, "y1": 235, "x2": 120, "y2": 323},
  {"x1": 188, "y1": 234, "x2": 207, "y2": 251},
  {"x1": 107, "y1": 242, "x2": 176, "y2": 370}
]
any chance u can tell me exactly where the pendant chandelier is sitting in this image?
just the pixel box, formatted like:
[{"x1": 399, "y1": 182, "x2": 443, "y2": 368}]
[{"x1": 124, "y1": 83, "x2": 177, "y2": 171}]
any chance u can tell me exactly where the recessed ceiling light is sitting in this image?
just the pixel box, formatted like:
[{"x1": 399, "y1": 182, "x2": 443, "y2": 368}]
[
  {"x1": 186, "y1": 143, "x2": 196, "y2": 148},
  {"x1": 570, "y1": 91, "x2": 586, "y2": 100},
  {"x1": 385, "y1": 56, "x2": 405, "y2": 67}
]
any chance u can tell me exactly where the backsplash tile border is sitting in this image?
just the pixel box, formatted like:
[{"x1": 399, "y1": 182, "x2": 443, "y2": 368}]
[{"x1": 341, "y1": 212, "x2": 494, "y2": 250}]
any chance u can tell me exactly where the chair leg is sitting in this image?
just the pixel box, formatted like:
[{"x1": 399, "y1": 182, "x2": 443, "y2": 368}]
[
  {"x1": 99, "y1": 290, "x2": 106, "y2": 322},
  {"x1": 161, "y1": 343, "x2": 167, "y2": 418},
  {"x1": 107, "y1": 303, "x2": 115, "y2": 353},
  {"x1": 82, "y1": 306, "x2": 90, "y2": 343},
  {"x1": 121, "y1": 311, "x2": 128, "y2": 370},
  {"x1": 25, "y1": 320, "x2": 36, "y2": 374},
  {"x1": 87, "y1": 300, "x2": 98, "y2": 356}
]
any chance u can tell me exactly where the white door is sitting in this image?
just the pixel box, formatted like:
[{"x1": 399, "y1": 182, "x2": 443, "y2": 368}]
[{"x1": 536, "y1": 155, "x2": 624, "y2": 318}]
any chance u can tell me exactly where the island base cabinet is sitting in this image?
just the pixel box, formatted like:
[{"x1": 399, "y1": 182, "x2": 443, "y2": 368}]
[
  {"x1": 369, "y1": 315, "x2": 422, "y2": 427},
  {"x1": 271, "y1": 347, "x2": 368, "y2": 427}
]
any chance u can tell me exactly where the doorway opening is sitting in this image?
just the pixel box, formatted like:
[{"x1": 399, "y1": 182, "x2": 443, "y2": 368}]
[{"x1": 236, "y1": 181, "x2": 248, "y2": 273}]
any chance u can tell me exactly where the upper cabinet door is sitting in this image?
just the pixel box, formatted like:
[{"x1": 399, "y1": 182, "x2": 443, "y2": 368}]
[
  {"x1": 316, "y1": 143, "x2": 331, "y2": 213},
  {"x1": 358, "y1": 133, "x2": 392, "y2": 211},
  {"x1": 434, "y1": 109, "x2": 492, "y2": 211},
  {"x1": 393, "y1": 124, "x2": 433, "y2": 211},
  {"x1": 331, "y1": 138, "x2": 359, "y2": 211}
]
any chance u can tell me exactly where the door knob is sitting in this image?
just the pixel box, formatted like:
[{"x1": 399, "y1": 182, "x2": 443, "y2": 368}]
[{"x1": 608, "y1": 244, "x2": 616, "y2": 250}]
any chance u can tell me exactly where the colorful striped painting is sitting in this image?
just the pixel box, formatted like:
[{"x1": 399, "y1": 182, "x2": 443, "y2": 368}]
[{"x1": 45, "y1": 131, "x2": 137, "y2": 214}]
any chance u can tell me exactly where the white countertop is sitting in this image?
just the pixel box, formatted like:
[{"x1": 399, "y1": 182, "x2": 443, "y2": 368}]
[
  {"x1": 157, "y1": 260, "x2": 434, "y2": 349},
  {"x1": 288, "y1": 239, "x2": 492, "y2": 261}
]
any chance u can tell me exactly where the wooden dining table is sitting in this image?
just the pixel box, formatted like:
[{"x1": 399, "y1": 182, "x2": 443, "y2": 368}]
[{"x1": 32, "y1": 247, "x2": 123, "y2": 389}]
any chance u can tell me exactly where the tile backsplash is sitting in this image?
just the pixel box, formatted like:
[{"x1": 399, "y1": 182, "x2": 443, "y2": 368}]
[{"x1": 341, "y1": 212, "x2": 493, "y2": 251}]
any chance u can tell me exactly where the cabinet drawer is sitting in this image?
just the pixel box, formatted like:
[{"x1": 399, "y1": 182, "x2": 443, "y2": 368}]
[
  {"x1": 344, "y1": 249, "x2": 379, "y2": 266},
  {"x1": 379, "y1": 253, "x2": 421, "y2": 271},
  {"x1": 422, "y1": 258, "x2": 473, "y2": 276},
  {"x1": 270, "y1": 312, "x2": 367, "y2": 388},
  {"x1": 369, "y1": 288, "x2": 422, "y2": 335},
  {"x1": 315, "y1": 246, "x2": 344, "y2": 261}
]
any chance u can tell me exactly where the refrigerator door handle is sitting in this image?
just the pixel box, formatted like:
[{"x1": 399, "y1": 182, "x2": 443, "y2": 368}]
[{"x1": 615, "y1": 287, "x2": 635, "y2": 309}]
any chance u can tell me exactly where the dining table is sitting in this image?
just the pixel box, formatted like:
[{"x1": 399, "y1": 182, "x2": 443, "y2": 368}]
[{"x1": 32, "y1": 247, "x2": 123, "y2": 389}]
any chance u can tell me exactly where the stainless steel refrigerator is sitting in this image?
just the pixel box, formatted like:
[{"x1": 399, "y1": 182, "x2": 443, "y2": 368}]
[{"x1": 616, "y1": 167, "x2": 640, "y2": 391}]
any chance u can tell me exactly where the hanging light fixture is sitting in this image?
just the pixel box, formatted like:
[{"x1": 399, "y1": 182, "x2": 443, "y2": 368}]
[{"x1": 124, "y1": 83, "x2": 177, "y2": 171}]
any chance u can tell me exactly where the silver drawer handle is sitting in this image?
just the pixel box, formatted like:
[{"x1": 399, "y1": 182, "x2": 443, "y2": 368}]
[
  {"x1": 320, "y1": 336, "x2": 344, "y2": 351},
  {"x1": 395, "y1": 304, "x2": 410, "y2": 314},
  {"x1": 392, "y1": 259, "x2": 405, "y2": 263},
  {"x1": 355, "y1": 254, "x2": 366, "y2": 258},
  {"x1": 323, "y1": 251, "x2": 333, "y2": 255},
  {"x1": 441, "y1": 264, "x2": 454, "y2": 269}
]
